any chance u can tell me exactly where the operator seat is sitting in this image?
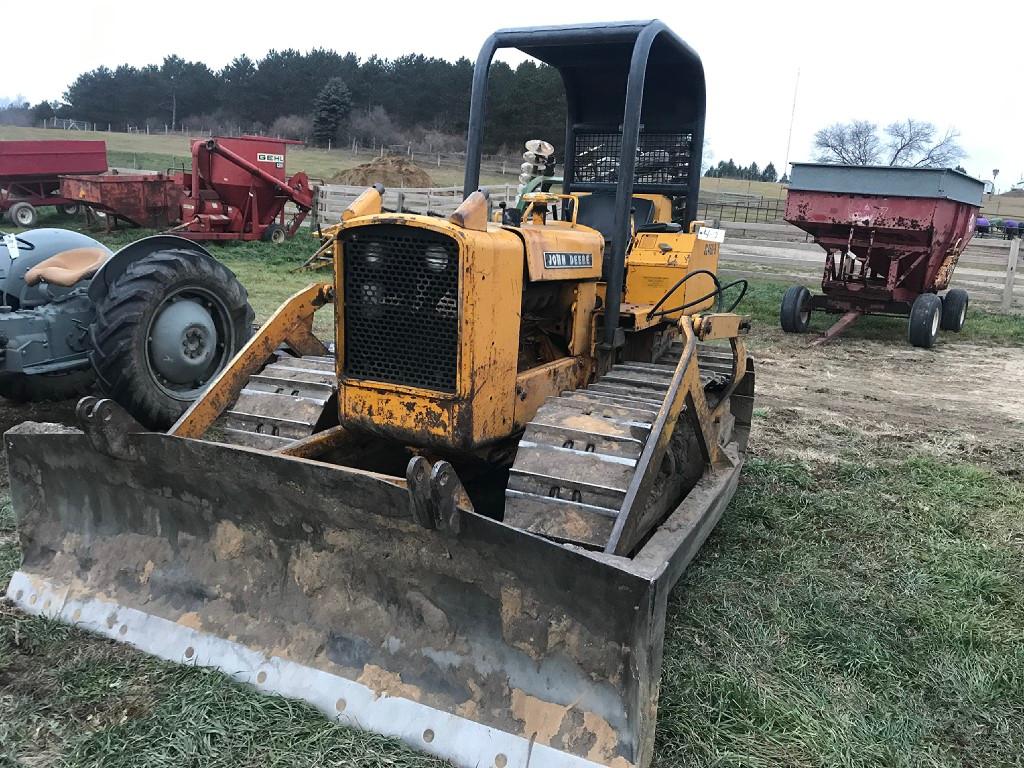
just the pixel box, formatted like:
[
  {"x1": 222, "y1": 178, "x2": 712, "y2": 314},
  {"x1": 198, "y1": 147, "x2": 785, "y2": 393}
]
[
  {"x1": 572, "y1": 192, "x2": 656, "y2": 280},
  {"x1": 24, "y1": 247, "x2": 110, "y2": 287}
]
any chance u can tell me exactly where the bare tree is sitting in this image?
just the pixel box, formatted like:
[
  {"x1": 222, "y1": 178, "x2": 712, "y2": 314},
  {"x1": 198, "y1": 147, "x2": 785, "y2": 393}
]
[
  {"x1": 814, "y1": 118, "x2": 966, "y2": 168},
  {"x1": 813, "y1": 120, "x2": 881, "y2": 165},
  {"x1": 883, "y1": 119, "x2": 965, "y2": 167}
]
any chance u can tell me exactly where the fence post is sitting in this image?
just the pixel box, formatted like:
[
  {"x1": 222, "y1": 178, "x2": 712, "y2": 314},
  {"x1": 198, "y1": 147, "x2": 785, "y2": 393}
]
[
  {"x1": 397, "y1": 191, "x2": 405, "y2": 213},
  {"x1": 437, "y1": 153, "x2": 441, "y2": 167},
  {"x1": 1002, "y1": 238, "x2": 1020, "y2": 312}
]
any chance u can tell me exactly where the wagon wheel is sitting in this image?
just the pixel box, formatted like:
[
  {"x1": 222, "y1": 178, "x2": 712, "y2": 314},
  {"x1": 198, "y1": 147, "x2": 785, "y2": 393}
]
[
  {"x1": 940, "y1": 289, "x2": 968, "y2": 332},
  {"x1": 262, "y1": 223, "x2": 287, "y2": 244},
  {"x1": 8, "y1": 202, "x2": 38, "y2": 228},
  {"x1": 779, "y1": 285, "x2": 812, "y2": 333},
  {"x1": 907, "y1": 293, "x2": 942, "y2": 348}
]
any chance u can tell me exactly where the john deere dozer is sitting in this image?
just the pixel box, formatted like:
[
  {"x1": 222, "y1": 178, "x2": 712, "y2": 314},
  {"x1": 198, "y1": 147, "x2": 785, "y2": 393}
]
[{"x1": 6, "y1": 21, "x2": 754, "y2": 768}]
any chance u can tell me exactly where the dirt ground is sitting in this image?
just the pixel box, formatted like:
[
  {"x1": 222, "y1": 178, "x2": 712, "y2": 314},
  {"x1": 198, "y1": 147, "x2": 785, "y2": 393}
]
[{"x1": 747, "y1": 329, "x2": 1024, "y2": 468}]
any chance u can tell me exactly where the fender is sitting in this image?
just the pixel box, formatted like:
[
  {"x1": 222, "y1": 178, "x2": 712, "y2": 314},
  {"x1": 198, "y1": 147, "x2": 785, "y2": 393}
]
[{"x1": 88, "y1": 235, "x2": 217, "y2": 304}]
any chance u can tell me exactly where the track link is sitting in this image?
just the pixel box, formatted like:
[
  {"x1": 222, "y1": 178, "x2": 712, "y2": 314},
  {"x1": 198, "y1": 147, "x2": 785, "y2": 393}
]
[
  {"x1": 503, "y1": 347, "x2": 735, "y2": 550},
  {"x1": 213, "y1": 354, "x2": 337, "y2": 450}
]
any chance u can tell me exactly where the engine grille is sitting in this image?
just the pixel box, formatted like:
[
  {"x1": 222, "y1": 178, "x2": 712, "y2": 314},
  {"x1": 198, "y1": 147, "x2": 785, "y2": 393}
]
[
  {"x1": 342, "y1": 224, "x2": 460, "y2": 393},
  {"x1": 573, "y1": 130, "x2": 693, "y2": 189}
]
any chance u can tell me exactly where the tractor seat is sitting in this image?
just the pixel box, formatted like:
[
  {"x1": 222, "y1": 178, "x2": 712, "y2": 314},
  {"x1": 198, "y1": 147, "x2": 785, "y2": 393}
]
[
  {"x1": 25, "y1": 247, "x2": 110, "y2": 287},
  {"x1": 574, "y1": 192, "x2": 656, "y2": 243}
]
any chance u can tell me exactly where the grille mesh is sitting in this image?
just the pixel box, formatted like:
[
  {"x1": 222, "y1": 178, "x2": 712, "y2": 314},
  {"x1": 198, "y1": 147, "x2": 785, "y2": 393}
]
[
  {"x1": 342, "y1": 225, "x2": 459, "y2": 392},
  {"x1": 573, "y1": 131, "x2": 693, "y2": 188}
]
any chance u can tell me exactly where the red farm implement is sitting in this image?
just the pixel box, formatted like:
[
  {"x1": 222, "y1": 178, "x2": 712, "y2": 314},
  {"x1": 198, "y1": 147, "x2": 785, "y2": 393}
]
[
  {"x1": 60, "y1": 136, "x2": 313, "y2": 244},
  {"x1": 60, "y1": 173, "x2": 182, "y2": 229},
  {"x1": 780, "y1": 163, "x2": 984, "y2": 348},
  {"x1": 0, "y1": 140, "x2": 107, "y2": 227},
  {"x1": 174, "y1": 136, "x2": 313, "y2": 243}
]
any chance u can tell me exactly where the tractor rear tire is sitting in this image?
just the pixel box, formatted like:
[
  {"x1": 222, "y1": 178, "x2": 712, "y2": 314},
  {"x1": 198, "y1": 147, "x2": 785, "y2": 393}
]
[
  {"x1": 89, "y1": 248, "x2": 255, "y2": 430},
  {"x1": 940, "y1": 288, "x2": 969, "y2": 332},
  {"x1": 780, "y1": 285, "x2": 812, "y2": 333},
  {"x1": 262, "y1": 224, "x2": 287, "y2": 244},
  {"x1": 908, "y1": 293, "x2": 942, "y2": 348},
  {"x1": 9, "y1": 202, "x2": 38, "y2": 228},
  {"x1": 0, "y1": 369, "x2": 95, "y2": 403}
]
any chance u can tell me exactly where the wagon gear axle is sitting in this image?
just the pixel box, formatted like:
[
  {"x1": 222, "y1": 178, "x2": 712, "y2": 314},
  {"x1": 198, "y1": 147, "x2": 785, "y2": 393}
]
[{"x1": 7, "y1": 21, "x2": 754, "y2": 768}]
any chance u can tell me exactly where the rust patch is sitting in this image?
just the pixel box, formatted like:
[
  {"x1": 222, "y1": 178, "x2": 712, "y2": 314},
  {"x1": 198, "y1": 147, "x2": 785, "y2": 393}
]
[
  {"x1": 357, "y1": 664, "x2": 424, "y2": 702},
  {"x1": 510, "y1": 689, "x2": 570, "y2": 744},
  {"x1": 140, "y1": 560, "x2": 155, "y2": 585},
  {"x1": 289, "y1": 544, "x2": 332, "y2": 596},
  {"x1": 177, "y1": 611, "x2": 202, "y2": 630},
  {"x1": 212, "y1": 520, "x2": 246, "y2": 560}
]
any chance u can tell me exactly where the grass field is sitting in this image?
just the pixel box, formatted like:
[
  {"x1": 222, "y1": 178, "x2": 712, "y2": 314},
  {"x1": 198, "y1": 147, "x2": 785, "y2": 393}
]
[{"x1": 1, "y1": 220, "x2": 1023, "y2": 767}]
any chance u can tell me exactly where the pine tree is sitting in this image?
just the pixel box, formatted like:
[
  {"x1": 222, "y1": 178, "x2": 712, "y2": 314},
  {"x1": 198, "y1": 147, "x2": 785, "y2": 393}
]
[
  {"x1": 762, "y1": 162, "x2": 777, "y2": 182},
  {"x1": 312, "y1": 77, "x2": 352, "y2": 147}
]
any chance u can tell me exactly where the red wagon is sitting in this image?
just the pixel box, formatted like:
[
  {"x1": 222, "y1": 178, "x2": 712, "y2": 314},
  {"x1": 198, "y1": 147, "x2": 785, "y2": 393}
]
[
  {"x1": 0, "y1": 140, "x2": 107, "y2": 227},
  {"x1": 781, "y1": 163, "x2": 984, "y2": 348},
  {"x1": 60, "y1": 172, "x2": 182, "y2": 229}
]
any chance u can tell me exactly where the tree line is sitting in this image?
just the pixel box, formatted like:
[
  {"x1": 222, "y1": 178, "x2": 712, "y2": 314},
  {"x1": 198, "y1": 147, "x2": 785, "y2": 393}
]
[
  {"x1": 5, "y1": 50, "x2": 566, "y2": 154},
  {"x1": 704, "y1": 159, "x2": 779, "y2": 182}
]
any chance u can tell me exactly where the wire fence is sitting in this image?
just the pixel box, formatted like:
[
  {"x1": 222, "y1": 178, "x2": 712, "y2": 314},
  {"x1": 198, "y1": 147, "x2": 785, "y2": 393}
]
[{"x1": 697, "y1": 198, "x2": 786, "y2": 224}]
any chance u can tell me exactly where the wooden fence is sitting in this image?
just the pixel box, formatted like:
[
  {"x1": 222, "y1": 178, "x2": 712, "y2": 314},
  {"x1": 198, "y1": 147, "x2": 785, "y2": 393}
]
[{"x1": 716, "y1": 221, "x2": 1023, "y2": 311}]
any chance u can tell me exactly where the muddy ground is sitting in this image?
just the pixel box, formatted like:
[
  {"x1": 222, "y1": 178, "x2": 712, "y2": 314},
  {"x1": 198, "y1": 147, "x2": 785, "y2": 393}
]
[{"x1": 748, "y1": 328, "x2": 1024, "y2": 472}]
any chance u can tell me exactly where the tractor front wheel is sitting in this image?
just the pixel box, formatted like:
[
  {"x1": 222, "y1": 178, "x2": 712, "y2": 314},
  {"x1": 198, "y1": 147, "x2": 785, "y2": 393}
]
[
  {"x1": 908, "y1": 293, "x2": 942, "y2": 348},
  {"x1": 89, "y1": 247, "x2": 255, "y2": 430},
  {"x1": 780, "y1": 285, "x2": 812, "y2": 333}
]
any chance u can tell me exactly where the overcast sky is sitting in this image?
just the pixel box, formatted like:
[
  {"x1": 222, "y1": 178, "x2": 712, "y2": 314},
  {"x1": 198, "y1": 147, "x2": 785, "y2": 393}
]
[{"x1": 8, "y1": 0, "x2": 1021, "y2": 188}]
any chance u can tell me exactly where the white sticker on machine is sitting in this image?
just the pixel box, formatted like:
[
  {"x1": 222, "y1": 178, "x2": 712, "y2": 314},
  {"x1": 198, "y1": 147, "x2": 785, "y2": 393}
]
[
  {"x1": 697, "y1": 226, "x2": 725, "y2": 243},
  {"x1": 257, "y1": 153, "x2": 285, "y2": 164}
]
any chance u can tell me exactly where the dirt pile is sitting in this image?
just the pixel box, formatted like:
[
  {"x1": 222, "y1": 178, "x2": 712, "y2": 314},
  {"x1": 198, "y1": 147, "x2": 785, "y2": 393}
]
[{"x1": 329, "y1": 156, "x2": 434, "y2": 188}]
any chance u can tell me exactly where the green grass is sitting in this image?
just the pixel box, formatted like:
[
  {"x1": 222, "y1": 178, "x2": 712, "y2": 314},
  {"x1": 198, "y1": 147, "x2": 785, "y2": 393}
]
[
  {"x1": 3, "y1": 429, "x2": 1022, "y2": 766},
  {"x1": 734, "y1": 279, "x2": 1024, "y2": 347},
  {"x1": 656, "y1": 452, "x2": 1024, "y2": 766},
  {"x1": 106, "y1": 150, "x2": 189, "y2": 173}
]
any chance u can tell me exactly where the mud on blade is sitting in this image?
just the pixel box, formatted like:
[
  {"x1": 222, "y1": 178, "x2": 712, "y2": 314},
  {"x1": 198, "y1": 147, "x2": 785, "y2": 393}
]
[{"x1": 5, "y1": 417, "x2": 745, "y2": 768}]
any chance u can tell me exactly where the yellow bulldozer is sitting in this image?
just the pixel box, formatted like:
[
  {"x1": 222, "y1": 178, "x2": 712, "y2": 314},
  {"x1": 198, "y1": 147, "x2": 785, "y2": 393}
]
[{"x1": 6, "y1": 20, "x2": 754, "y2": 768}]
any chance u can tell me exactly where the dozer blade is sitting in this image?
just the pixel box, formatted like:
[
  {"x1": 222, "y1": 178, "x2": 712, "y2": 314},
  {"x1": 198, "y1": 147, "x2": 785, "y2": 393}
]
[{"x1": 6, "y1": 370, "x2": 752, "y2": 768}]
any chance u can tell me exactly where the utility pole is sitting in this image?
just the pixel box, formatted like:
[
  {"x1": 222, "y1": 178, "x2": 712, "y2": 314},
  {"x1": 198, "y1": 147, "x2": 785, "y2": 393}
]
[{"x1": 783, "y1": 68, "x2": 800, "y2": 180}]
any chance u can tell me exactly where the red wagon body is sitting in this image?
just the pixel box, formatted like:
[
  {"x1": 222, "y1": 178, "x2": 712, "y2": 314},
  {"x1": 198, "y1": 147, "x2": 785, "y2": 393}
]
[
  {"x1": 61, "y1": 173, "x2": 182, "y2": 229},
  {"x1": 0, "y1": 140, "x2": 107, "y2": 226},
  {"x1": 781, "y1": 164, "x2": 985, "y2": 347}
]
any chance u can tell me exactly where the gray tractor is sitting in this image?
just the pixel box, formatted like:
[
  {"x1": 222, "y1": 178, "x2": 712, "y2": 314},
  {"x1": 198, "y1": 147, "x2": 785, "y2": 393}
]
[{"x1": 0, "y1": 228, "x2": 254, "y2": 428}]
